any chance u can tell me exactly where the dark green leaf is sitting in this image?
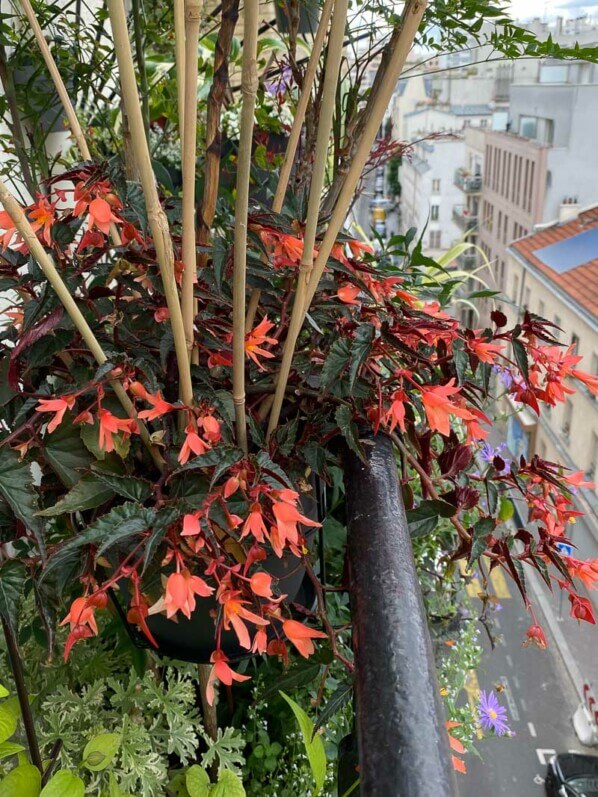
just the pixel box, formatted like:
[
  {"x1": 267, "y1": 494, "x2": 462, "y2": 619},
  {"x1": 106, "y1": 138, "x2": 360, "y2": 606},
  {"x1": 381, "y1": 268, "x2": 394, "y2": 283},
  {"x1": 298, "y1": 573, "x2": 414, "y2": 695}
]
[
  {"x1": 348, "y1": 324, "x2": 374, "y2": 389},
  {"x1": 335, "y1": 405, "x2": 365, "y2": 462},
  {"x1": 37, "y1": 475, "x2": 115, "y2": 516},
  {"x1": 512, "y1": 339, "x2": 529, "y2": 383},
  {"x1": 44, "y1": 419, "x2": 94, "y2": 487},
  {"x1": 0, "y1": 561, "x2": 27, "y2": 630},
  {"x1": 469, "y1": 517, "x2": 495, "y2": 564},
  {"x1": 0, "y1": 447, "x2": 45, "y2": 557},
  {"x1": 43, "y1": 503, "x2": 156, "y2": 581},
  {"x1": 260, "y1": 663, "x2": 322, "y2": 702},
  {"x1": 320, "y1": 339, "x2": 351, "y2": 389},
  {"x1": 256, "y1": 451, "x2": 293, "y2": 489},
  {"x1": 486, "y1": 480, "x2": 499, "y2": 517},
  {"x1": 407, "y1": 499, "x2": 456, "y2": 538},
  {"x1": 91, "y1": 469, "x2": 152, "y2": 503},
  {"x1": 313, "y1": 678, "x2": 353, "y2": 736}
]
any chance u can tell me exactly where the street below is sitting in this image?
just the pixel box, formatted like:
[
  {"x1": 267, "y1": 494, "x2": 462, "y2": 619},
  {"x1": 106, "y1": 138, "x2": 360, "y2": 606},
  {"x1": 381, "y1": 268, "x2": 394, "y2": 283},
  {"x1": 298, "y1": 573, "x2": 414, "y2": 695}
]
[{"x1": 458, "y1": 566, "x2": 596, "y2": 796}]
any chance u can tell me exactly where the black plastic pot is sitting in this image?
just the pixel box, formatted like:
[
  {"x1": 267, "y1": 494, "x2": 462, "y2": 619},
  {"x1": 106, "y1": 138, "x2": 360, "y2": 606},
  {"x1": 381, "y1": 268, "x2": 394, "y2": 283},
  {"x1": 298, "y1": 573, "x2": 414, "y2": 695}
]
[{"x1": 115, "y1": 488, "x2": 320, "y2": 664}]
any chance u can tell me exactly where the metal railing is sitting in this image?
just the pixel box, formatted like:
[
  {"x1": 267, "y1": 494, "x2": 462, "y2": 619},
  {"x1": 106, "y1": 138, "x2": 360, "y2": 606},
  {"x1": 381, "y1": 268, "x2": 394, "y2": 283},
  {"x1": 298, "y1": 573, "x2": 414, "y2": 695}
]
[
  {"x1": 344, "y1": 435, "x2": 457, "y2": 796},
  {"x1": 453, "y1": 205, "x2": 478, "y2": 231},
  {"x1": 454, "y1": 169, "x2": 482, "y2": 193}
]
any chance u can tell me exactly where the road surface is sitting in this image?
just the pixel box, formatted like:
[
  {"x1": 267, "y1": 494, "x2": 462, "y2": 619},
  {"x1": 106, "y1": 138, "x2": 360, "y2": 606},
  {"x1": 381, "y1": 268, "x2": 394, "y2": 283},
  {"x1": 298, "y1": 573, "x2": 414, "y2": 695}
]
[{"x1": 458, "y1": 565, "x2": 593, "y2": 795}]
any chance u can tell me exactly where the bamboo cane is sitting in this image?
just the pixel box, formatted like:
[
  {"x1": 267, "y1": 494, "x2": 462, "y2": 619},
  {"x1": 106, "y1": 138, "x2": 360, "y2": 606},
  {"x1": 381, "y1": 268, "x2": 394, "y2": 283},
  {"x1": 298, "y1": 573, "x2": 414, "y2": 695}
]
[
  {"x1": 18, "y1": 0, "x2": 122, "y2": 247},
  {"x1": 174, "y1": 0, "x2": 186, "y2": 149},
  {"x1": 106, "y1": 0, "x2": 194, "y2": 407},
  {"x1": 266, "y1": 0, "x2": 347, "y2": 439},
  {"x1": 232, "y1": 0, "x2": 259, "y2": 455},
  {"x1": 244, "y1": 0, "x2": 335, "y2": 332},
  {"x1": 266, "y1": 1, "x2": 427, "y2": 435},
  {"x1": 181, "y1": 0, "x2": 203, "y2": 360},
  {"x1": 303, "y1": 1, "x2": 427, "y2": 311},
  {"x1": 0, "y1": 179, "x2": 164, "y2": 471}
]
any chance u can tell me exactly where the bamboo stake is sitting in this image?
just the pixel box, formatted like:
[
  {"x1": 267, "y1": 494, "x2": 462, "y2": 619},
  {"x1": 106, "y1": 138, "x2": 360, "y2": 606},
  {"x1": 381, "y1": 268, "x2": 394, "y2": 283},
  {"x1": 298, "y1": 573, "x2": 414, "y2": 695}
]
[
  {"x1": 181, "y1": 0, "x2": 203, "y2": 360},
  {"x1": 0, "y1": 179, "x2": 164, "y2": 471},
  {"x1": 232, "y1": 0, "x2": 259, "y2": 455},
  {"x1": 18, "y1": 0, "x2": 122, "y2": 247},
  {"x1": 244, "y1": 0, "x2": 335, "y2": 332},
  {"x1": 266, "y1": 0, "x2": 348, "y2": 439},
  {"x1": 266, "y1": 1, "x2": 427, "y2": 436},
  {"x1": 106, "y1": 0, "x2": 194, "y2": 407},
  {"x1": 174, "y1": 0, "x2": 186, "y2": 149}
]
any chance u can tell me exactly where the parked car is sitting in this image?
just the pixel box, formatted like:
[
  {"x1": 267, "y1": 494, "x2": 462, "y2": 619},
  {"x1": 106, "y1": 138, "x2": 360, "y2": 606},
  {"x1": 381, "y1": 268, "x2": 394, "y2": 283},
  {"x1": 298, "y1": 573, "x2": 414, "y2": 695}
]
[{"x1": 546, "y1": 753, "x2": 598, "y2": 796}]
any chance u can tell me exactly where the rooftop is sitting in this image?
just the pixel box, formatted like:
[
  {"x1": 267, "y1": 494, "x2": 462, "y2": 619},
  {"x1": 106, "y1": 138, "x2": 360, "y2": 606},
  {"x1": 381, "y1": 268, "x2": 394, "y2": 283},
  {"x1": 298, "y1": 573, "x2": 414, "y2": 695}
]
[{"x1": 509, "y1": 206, "x2": 598, "y2": 319}]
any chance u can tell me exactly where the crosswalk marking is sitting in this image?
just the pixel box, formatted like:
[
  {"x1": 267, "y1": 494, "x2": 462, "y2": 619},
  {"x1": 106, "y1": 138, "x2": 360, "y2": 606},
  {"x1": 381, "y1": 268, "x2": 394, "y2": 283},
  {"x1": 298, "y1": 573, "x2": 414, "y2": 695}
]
[{"x1": 458, "y1": 561, "x2": 512, "y2": 600}]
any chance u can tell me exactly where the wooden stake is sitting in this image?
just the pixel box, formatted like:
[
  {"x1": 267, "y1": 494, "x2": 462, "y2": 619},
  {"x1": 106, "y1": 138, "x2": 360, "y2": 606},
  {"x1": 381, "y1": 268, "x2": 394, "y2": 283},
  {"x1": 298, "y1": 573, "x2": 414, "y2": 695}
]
[
  {"x1": 181, "y1": 0, "x2": 203, "y2": 360},
  {"x1": 106, "y1": 0, "x2": 194, "y2": 407},
  {"x1": 0, "y1": 179, "x2": 164, "y2": 471},
  {"x1": 232, "y1": 0, "x2": 259, "y2": 454},
  {"x1": 175, "y1": 0, "x2": 186, "y2": 149},
  {"x1": 267, "y1": 1, "x2": 427, "y2": 435},
  {"x1": 267, "y1": 0, "x2": 348, "y2": 438},
  {"x1": 244, "y1": 0, "x2": 335, "y2": 332}
]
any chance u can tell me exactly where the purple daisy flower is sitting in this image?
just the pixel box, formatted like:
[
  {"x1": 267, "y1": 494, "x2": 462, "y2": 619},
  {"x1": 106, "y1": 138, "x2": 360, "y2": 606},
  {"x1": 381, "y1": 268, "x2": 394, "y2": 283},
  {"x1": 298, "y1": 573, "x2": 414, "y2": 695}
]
[{"x1": 477, "y1": 690, "x2": 511, "y2": 736}]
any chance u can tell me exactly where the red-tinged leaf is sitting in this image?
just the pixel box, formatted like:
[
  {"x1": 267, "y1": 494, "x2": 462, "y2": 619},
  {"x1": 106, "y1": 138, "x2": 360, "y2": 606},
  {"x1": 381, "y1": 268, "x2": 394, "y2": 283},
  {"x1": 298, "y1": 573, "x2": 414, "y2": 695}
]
[
  {"x1": 501, "y1": 542, "x2": 529, "y2": 608},
  {"x1": 10, "y1": 306, "x2": 64, "y2": 364}
]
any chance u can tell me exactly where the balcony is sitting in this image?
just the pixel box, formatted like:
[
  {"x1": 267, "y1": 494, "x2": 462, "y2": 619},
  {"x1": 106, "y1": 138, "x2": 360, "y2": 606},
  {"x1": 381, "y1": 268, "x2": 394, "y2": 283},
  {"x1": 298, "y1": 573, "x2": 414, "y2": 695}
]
[
  {"x1": 456, "y1": 251, "x2": 478, "y2": 269},
  {"x1": 453, "y1": 205, "x2": 478, "y2": 232},
  {"x1": 454, "y1": 169, "x2": 482, "y2": 193}
]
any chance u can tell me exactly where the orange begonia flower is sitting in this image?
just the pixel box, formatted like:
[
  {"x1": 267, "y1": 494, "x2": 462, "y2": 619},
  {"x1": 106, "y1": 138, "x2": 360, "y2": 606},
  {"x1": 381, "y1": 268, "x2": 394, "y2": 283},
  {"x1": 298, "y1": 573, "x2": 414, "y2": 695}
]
[
  {"x1": 245, "y1": 317, "x2": 277, "y2": 370},
  {"x1": 420, "y1": 381, "x2": 476, "y2": 437},
  {"x1": 36, "y1": 395, "x2": 76, "y2": 433},
  {"x1": 206, "y1": 649, "x2": 251, "y2": 706},
  {"x1": 282, "y1": 619, "x2": 327, "y2": 658}
]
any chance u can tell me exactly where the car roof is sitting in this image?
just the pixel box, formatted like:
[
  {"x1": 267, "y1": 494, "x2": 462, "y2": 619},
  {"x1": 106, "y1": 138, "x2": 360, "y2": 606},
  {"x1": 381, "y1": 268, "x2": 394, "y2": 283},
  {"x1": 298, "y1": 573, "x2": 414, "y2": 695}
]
[{"x1": 556, "y1": 753, "x2": 598, "y2": 779}]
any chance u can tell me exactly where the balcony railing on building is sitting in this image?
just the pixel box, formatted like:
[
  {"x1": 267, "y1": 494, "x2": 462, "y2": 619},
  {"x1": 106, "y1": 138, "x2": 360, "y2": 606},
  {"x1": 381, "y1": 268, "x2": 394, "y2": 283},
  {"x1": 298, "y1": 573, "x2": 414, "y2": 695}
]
[
  {"x1": 454, "y1": 169, "x2": 482, "y2": 193},
  {"x1": 452, "y1": 205, "x2": 478, "y2": 232},
  {"x1": 456, "y1": 251, "x2": 477, "y2": 269}
]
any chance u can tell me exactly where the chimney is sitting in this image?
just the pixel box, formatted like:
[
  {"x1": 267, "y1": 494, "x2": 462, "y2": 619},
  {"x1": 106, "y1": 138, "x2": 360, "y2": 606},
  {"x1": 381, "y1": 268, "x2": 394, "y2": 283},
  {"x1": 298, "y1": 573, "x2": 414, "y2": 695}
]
[
  {"x1": 559, "y1": 199, "x2": 580, "y2": 223},
  {"x1": 555, "y1": 16, "x2": 563, "y2": 36}
]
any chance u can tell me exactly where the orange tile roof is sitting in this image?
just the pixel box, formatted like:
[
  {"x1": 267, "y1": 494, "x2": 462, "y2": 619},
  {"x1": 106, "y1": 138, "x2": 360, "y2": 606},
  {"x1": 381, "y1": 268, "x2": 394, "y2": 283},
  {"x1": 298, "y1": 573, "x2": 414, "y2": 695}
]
[{"x1": 510, "y1": 206, "x2": 598, "y2": 318}]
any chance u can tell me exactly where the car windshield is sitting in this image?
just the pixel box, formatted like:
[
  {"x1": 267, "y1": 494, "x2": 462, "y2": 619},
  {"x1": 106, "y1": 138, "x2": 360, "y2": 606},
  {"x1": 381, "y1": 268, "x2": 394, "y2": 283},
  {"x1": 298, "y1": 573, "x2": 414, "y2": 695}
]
[{"x1": 566, "y1": 775, "x2": 598, "y2": 796}]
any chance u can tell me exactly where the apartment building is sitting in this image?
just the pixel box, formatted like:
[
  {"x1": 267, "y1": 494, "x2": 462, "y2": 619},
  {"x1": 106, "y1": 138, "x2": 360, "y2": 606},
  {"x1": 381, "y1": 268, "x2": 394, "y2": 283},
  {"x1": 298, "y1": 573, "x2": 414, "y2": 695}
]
[
  {"x1": 500, "y1": 206, "x2": 598, "y2": 513},
  {"x1": 399, "y1": 137, "x2": 465, "y2": 259}
]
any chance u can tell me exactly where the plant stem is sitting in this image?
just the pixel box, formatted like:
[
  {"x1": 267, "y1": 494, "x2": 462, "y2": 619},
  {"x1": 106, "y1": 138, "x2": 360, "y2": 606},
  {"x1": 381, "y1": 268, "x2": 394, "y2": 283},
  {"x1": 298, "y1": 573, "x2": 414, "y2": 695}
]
[
  {"x1": 174, "y1": 0, "x2": 186, "y2": 150},
  {"x1": 0, "y1": 179, "x2": 165, "y2": 471},
  {"x1": 197, "y1": 0, "x2": 240, "y2": 269},
  {"x1": 1, "y1": 617, "x2": 43, "y2": 773},
  {"x1": 181, "y1": 0, "x2": 203, "y2": 360},
  {"x1": 197, "y1": 664, "x2": 218, "y2": 741},
  {"x1": 267, "y1": 0, "x2": 348, "y2": 438},
  {"x1": 244, "y1": 0, "x2": 335, "y2": 332},
  {"x1": 0, "y1": 43, "x2": 37, "y2": 198},
  {"x1": 232, "y1": 0, "x2": 259, "y2": 455},
  {"x1": 131, "y1": 0, "x2": 150, "y2": 144},
  {"x1": 106, "y1": 0, "x2": 194, "y2": 407}
]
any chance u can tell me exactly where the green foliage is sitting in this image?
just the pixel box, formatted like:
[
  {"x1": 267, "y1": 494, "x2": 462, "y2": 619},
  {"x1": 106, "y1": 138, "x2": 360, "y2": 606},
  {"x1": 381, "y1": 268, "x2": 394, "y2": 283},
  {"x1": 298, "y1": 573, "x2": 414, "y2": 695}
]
[{"x1": 279, "y1": 691, "x2": 327, "y2": 796}]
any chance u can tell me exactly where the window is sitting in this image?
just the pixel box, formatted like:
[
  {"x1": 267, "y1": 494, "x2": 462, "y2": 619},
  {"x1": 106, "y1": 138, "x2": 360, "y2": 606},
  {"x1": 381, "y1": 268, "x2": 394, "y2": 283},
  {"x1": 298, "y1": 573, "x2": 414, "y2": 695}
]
[
  {"x1": 538, "y1": 440, "x2": 547, "y2": 460},
  {"x1": 554, "y1": 315, "x2": 562, "y2": 341},
  {"x1": 480, "y1": 119, "x2": 488, "y2": 128},
  {"x1": 520, "y1": 116, "x2": 538, "y2": 139},
  {"x1": 571, "y1": 334, "x2": 580, "y2": 355},
  {"x1": 499, "y1": 260, "x2": 505, "y2": 288},
  {"x1": 538, "y1": 300, "x2": 545, "y2": 318},
  {"x1": 503, "y1": 213, "x2": 509, "y2": 244},
  {"x1": 431, "y1": 205, "x2": 439, "y2": 221},
  {"x1": 430, "y1": 230, "x2": 442, "y2": 249},
  {"x1": 524, "y1": 287, "x2": 531, "y2": 309},
  {"x1": 562, "y1": 400, "x2": 573, "y2": 439},
  {"x1": 432, "y1": 179, "x2": 441, "y2": 193},
  {"x1": 513, "y1": 274, "x2": 519, "y2": 303}
]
